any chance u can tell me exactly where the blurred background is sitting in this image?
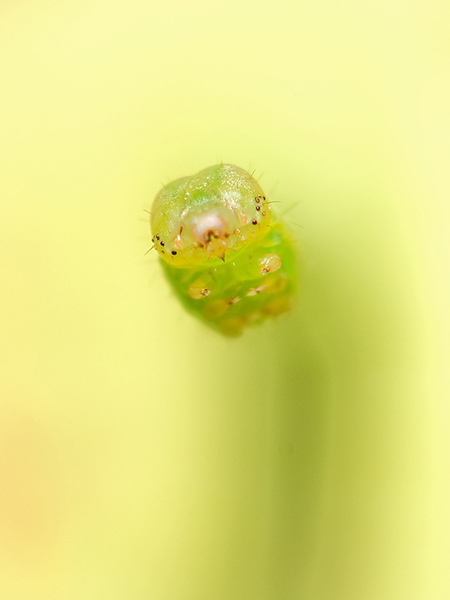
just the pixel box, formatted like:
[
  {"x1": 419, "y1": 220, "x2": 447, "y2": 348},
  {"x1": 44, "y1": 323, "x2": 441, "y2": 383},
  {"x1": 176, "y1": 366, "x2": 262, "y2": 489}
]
[{"x1": 0, "y1": 1, "x2": 449, "y2": 598}]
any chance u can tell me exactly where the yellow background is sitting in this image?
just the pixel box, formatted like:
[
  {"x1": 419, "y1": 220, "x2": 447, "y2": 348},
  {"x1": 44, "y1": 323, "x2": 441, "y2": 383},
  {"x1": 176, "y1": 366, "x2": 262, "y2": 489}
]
[{"x1": 0, "y1": 1, "x2": 448, "y2": 598}]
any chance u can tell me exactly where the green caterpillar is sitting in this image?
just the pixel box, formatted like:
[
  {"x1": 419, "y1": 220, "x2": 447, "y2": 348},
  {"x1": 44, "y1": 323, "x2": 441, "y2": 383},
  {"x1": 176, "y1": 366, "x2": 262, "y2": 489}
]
[{"x1": 150, "y1": 164, "x2": 296, "y2": 336}]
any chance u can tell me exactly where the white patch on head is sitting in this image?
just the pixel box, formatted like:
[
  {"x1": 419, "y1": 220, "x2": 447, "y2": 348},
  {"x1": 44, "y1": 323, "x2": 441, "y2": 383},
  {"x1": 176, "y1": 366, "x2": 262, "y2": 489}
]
[{"x1": 192, "y1": 212, "x2": 228, "y2": 245}]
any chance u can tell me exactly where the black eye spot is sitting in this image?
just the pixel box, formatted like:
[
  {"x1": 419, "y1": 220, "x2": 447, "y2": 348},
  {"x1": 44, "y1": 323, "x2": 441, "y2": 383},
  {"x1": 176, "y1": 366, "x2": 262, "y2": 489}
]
[
  {"x1": 171, "y1": 250, "x2": 177, "y2": 255},
  {"x1": 262, "y1": 196, "x2": 266, "y2": 200},
  {"x1": 160, "y1": 241, "x2": 165, "y2": 246},
  {"x1": 256, "y1": 205, "x2": 261, "y2": 211},
  {"x1": 252, "y1": 219, "x2": 257, "y2": 225}
]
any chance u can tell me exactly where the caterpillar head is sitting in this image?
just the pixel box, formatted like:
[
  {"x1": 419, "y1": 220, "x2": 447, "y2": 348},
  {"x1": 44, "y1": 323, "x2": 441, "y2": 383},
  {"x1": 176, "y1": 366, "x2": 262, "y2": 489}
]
[{"x1": 150, "y1": 164, "x2": 272, "y2": 267}]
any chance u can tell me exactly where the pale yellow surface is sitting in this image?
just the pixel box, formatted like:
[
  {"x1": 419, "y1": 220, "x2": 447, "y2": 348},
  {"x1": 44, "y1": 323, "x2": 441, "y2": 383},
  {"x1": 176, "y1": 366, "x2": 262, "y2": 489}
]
[{"x1": 0, "y1": 1, "x2": 449, "y2": 599}]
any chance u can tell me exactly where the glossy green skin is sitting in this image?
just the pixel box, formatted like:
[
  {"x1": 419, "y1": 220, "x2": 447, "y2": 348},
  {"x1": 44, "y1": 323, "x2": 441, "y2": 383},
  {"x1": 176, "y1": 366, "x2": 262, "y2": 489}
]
[
  {"x1": 151, "y1": 164, "x2": 297, "y2": 336},
  {"x1": 161, "y1": 218, "x2": 296, "y2": 336}
]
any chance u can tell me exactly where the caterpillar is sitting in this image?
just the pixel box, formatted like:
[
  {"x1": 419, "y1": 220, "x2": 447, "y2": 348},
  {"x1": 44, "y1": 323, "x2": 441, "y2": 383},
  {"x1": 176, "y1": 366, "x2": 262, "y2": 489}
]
[{"x1": 149, "y1": 164, "x2": 296, "y2": 336}]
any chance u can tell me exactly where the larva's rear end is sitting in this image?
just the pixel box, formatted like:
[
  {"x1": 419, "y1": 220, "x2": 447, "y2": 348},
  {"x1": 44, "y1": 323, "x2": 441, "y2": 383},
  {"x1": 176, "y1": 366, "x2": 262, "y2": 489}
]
[{"x1": 150, "y1": 164, "x2": 297, "y2": 336}]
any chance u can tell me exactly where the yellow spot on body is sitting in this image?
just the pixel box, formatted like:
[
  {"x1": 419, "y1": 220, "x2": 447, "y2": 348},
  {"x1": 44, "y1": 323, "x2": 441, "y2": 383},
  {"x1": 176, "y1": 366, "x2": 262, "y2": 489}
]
[
  {"x1": 219, "y1": 316, "x2": 247, "y2": 336},
  {"x1": 262, "y1": 296, "x2": 291, "y2": 316},
  {"x1": 188, "y1": 279, "x2": 212, "y2": 299},
  {"x1": 259, "y1": 273, "x2": 288, "y2": 295},
  {"x1": 259, "y1": 253, "x2": 282, "y2": 275},
  {"x1": 203, "y1": 299, "x2": 229, "y2": 319}
]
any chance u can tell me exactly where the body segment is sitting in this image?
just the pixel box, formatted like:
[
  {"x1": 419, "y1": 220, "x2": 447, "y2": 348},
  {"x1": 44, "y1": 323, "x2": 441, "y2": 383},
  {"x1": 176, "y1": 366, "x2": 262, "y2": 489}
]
[{"x1": 150, "y1": 164, "x2": 296, "y2": 336}]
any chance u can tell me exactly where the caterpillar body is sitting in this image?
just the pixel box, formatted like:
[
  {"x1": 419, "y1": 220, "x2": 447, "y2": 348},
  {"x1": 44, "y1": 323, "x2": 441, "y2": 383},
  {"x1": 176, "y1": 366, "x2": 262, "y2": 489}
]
[{"x1": 150, "y1": 164, "x2": 296, "y2": 336}]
